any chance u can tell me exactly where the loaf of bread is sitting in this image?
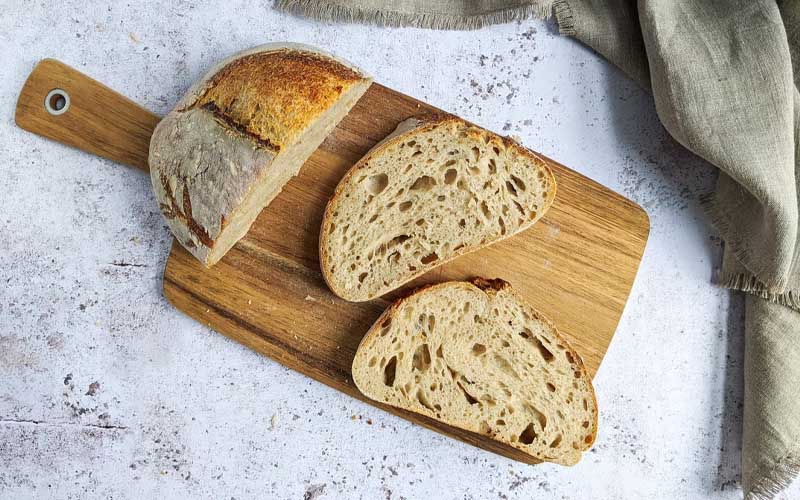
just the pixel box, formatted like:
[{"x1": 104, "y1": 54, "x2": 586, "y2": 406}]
[
  {"x1": 351, "y1": 278, "x2": 597, "y2": 465},
  {"x1": 319, "y1": 116, "x2": 556, "y2": 301},
  {"x1": 149, "y1": 43, "x2": 372, "y2": 266}
]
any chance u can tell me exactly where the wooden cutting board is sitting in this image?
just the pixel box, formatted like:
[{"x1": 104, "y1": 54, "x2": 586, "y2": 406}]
[{"x1": 16, "y1": 59, "x2": 649, "y2": 464}]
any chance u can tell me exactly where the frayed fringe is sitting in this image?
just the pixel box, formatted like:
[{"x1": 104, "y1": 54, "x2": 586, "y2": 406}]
[
  {"x1": 700, "y1": 192, "x2": 791, "y2": 294},
  {"x1": 721, "y1": 273, "x2": 800, "y2": 312},
  {"x1": 745, "y1": 452, "x2": 800, "y2": 500},
  {"x1": 275, "y1": 0, "x2": 558, "y2": 30},
  {"x1": 553, "y1": 0, "x2": 575, "y2": 35}
]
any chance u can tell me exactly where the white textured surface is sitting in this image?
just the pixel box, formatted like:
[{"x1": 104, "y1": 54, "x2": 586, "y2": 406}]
[{"x1": 1, "y1": 2, "x2": 797, "y2": 499}]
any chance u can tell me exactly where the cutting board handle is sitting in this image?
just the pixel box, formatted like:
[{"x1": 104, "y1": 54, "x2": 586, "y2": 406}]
[{"x1": 14, "y1": 59, "x2": 160, "y2": 172}]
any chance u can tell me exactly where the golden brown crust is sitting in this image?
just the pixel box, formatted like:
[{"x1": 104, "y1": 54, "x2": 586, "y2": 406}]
[
  {"x1": 470, "y1": 277, "x2": 511, "y2": 293},
  {"x1": 190, "y1": 50, "x2": 365, "y2": 150},
  {"x1": 319, "y1": 115, "x2": 557, "y2": 302},
  {"x1": 353, "y1": 278, "x2": 597, "y2": 464}
]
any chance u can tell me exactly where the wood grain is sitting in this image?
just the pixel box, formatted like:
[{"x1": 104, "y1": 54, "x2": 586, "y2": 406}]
[
  {"x1": 15, "y1": 59, "x2": 649, "y2": 464},
  {"x1": 15, "y1": 59, "x2": 158, "y2": 171}
]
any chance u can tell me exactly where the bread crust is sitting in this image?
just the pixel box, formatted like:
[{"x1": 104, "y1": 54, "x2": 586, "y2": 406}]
[
  {"x1": 186, "y1": 46, "x2": 368, "y2": 150},
  {"x1": 149, "y1": 43, "x2": 371, "y2": 266},
  {"x1": 352, "y1": 278, "x2": 597, "y2": 465},
  {"x1": 173, "y1": 42, "x2": 369, "y2": 113},
  {"x1": 319, "y1": 116, "x2": 557, "y2": 301}
]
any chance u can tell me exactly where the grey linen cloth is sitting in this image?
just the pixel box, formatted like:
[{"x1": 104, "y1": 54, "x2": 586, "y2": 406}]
[{"x1": 276, "y1": 0, "x2": 800, "y2": 498}]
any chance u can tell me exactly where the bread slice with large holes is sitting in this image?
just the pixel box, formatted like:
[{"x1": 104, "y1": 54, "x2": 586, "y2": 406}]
[
  {"x1": 351, "y1": 278, "x2": 597, "y2": 465},
  {"x1": 150, "y1": 43, "x2": 372, "y2": 267},
  {"x1": 319, "y1": 116, "x2": 556, "y2": 301}
]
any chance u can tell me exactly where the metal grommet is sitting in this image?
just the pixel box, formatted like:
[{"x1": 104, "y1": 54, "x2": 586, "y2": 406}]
[{"x1": 45, "y1": 89, "x2": 70, "y2": 115}]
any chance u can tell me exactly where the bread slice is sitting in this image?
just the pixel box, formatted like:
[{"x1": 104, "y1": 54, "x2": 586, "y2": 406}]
[
  {"x1": 149, "y1": 43, "x2": 372, "y2": 266},
  {"x1": 319, "y1": 116, "x2": 556, "y2": 301},
  {"x1": 351, "y1": 278, "x2": 597, "y2": 465}
]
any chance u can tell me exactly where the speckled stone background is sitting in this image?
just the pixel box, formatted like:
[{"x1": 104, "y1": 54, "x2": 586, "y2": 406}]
[{"x1": 2, "y1": 2, "x2": 798, "y2": 499}]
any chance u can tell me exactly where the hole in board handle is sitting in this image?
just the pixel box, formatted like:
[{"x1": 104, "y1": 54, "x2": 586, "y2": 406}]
[{"x1": 45, "y1": 89, "x2": 70, "y2": 115}]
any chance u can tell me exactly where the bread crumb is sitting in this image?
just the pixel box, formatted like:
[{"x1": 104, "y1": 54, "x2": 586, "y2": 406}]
[
  {"x1": 351, "y1": 415, "x2": 357, "y2": 420},
  {"x1": 129, "y1": 32, "x2": 140, "y2": 43},
  {"x1": 304, "y1": 295, "x2": 317, "y2": 302},
  {"x1": 352, "y1": 279, "x2": 597, "y2": 462},
  {"x1": 270, "y1": 414, "x2": 277, "y2": 430}
]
